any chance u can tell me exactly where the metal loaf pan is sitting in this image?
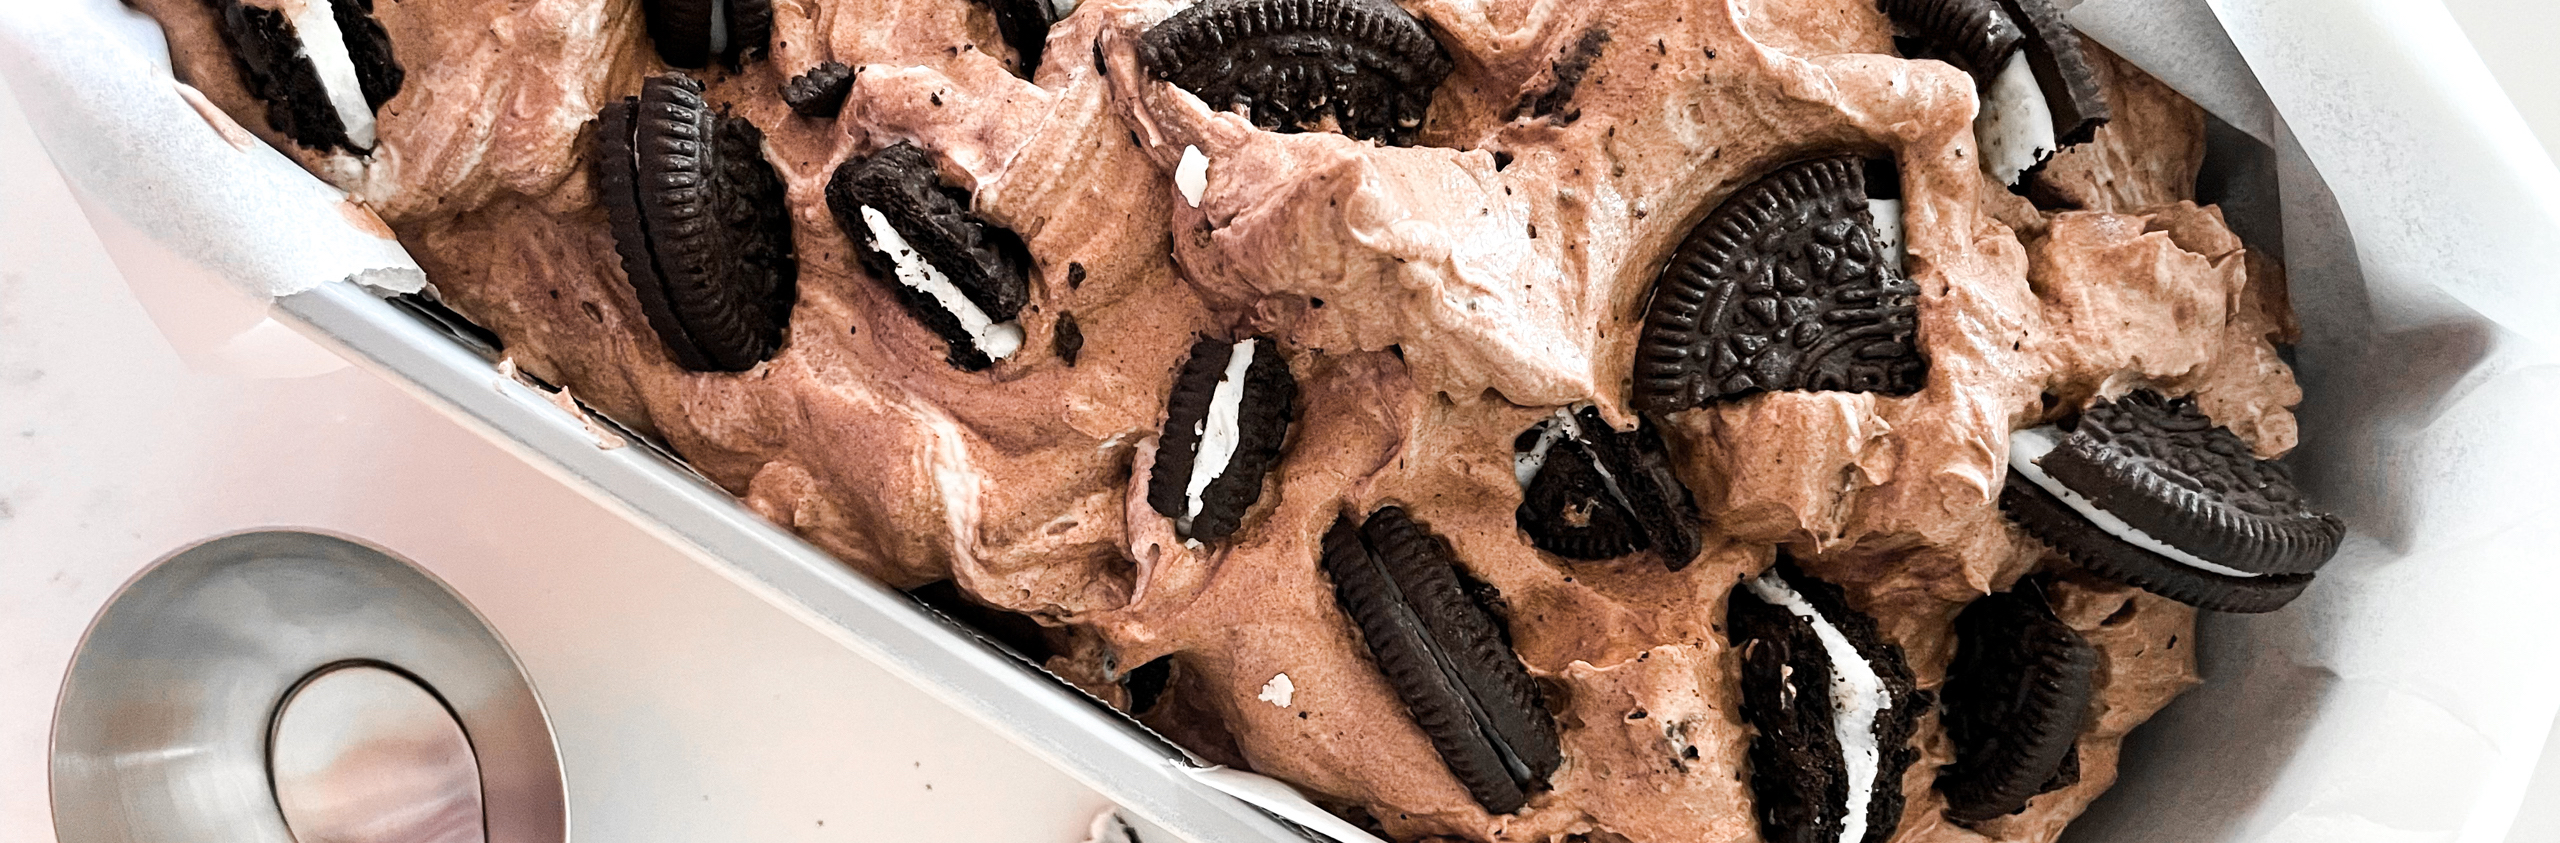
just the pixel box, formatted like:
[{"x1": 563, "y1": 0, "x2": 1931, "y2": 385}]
[{"x1": 273, "y1": 282, "x2": 1336, "y2": 843}]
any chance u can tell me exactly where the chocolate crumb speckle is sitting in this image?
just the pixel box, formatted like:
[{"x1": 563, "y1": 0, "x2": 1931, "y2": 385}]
[{"x1": 1054, "y1": 312, "x2": 1084, "y2": 366}]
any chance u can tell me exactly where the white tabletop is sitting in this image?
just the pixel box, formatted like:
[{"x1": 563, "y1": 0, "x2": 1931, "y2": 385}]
[{"x1": 0, "y1": 74, "x2": 1118, "y2": 843}]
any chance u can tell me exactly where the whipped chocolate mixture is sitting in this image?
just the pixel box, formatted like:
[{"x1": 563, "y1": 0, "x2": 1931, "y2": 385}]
[{"x1": 139, "y1": 0, "x2": 2305, "y2": 840}]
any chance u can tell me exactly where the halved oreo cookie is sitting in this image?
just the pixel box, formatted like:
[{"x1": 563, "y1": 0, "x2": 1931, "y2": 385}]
[
  {"x1": 593, "y1": 72, "x2": 799, "y2": 373},
  {"x1": 1136, "y1": 0, "x2": 1454, "y2": 146},
  {"x1": 783, "y1": 62, "x2": 856, "y2": 118},
  {"x1": 206, "y1": 0, "x2": 404, "y2": 153},
  {"x1": 1881, "y1": 0, "x2": 2108, "y2": 185},
  {"x1": 1633, "y1": 156, "x2": 1924, "y2": 413},
  {"x1": 641, "y1": 0, "x2": 774, "y2": 68},
  {"x1": 969, "y1": 0, "x2": 1058, "y2": 79},
  {"x1": 1320, "y1": 507, "x2": 1562, "y2": 814},
  {"x1": 1935, "y1": 585, "x2": 2097, "y2": 823},
  {"x1": 1728, "y1": 558, "x2": 1926, "y2": 843},
  {"x1": 2001, "y1": 390, "x2": 2342, "y2": 613},
  {"x1": 1512, "y1": 407, "x2": 1703, "y2": 569},
  {"x1": 826, "y1": 142, "x2": 1035, "y2": 372},
  {"x1": 1146, "y1": 336, "x2": 1299, "y2": 542}
]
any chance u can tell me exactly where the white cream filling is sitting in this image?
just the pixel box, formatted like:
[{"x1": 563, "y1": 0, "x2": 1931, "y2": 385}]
[
  {"x1": 286, "y1": 0, "x2": 376, "y2": 149},
  {"x1": 1974, "y1": 52, "x2": 2056, "y2": 186},
  {"x1": 858, "y1": 205, "x2": 1026, "y2": 361},
  {"x1": 1176, "y1": 145, "x2": 1209, "y2": 208},
  {"x1": 1511, "y1": 408, "x2": 1578, "y2": 486},
  {"x1": 1179, "y1": 339, "x2": 1257, "y2": 533},
  {"x1": 1744, "y1": 572, "x2": 1892, "y2": 843},
  {"x1": 1048, "y1": 0, "x2": 1079, "y2": 19},
  {"x1": 1866, "y1": 198, "x2": 1905, "y2": 269},
  {"x1": 707, "y1": 0, "x2": 730, "y2": 56},
  {"x1": 2008, "y1": 427, "x2": 2265, "y2": 579}
]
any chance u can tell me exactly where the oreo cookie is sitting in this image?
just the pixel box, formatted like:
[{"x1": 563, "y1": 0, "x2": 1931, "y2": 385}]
[
  {"x1": 826, "y1": 142, "x2": 1035, "y2": 372},
  {"x1": 783, "y1": 62, "x2": 856, "y2": 118},
  {"x1": 1728, "y1": 558, "x2": 1926, "y2": 843},
  {"x1": 1633, "y1": 156, "x2": 1924, "y2": 414},
  {"x1": 205, "y1": 0, "x2": 404, "y2": 153},
  {"x1": 969, "y1": 0, "x2": 1057, "y2": 79},
  {"x1": 1146, "y1": 336, "x2": 1299, "y2": 542},
  {"x1": 1321, "y1": 507, "x2": 1562, "y2": 814},
  {"x1": 2000, "y1": 390, "x2": 2343, "y2": 613},
  {"x1": 641, "y1": 0, "x2": 773, "y2": 68},
  {"x1": 1880, "y1": 0, "x2": 2108, "y2": 185},
  {"x1": 1512, "y1": 406, "x2": 1703, "y2": 569},
  {"x1": 593, "y1": 72, "x2": 799, "y2": 372},
  {"x1": 1935, "y1": 585, "x2": 2097, "y2": 822},
  {"x1": 1137, "y1": 0, "x2": 1454, "y2": 146}
]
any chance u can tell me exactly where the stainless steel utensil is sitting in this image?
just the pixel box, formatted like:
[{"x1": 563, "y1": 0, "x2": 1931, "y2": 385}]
[{"x1": 50, "y1": 530, "x2": 565, "y2": 843}]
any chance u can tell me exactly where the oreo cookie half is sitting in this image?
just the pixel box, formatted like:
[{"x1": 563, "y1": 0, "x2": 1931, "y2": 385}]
[
  {"x1": 206, "y1": 0, "x2": 404, "y2": 153},
  {"x1": 1146, "y1": 336, "x2": 1299, "y2": 542},
  {"x1": 1137, "y1": 0, "x2": 1454, "y2": 146},
  {"x1": 1728, "y1": 558, "x2": 1926, "y2": 843},
  {"x1": 1512, "y1": 406, "x2": 1703, "y2": 569},
  {"x1": 1633, "y1": 156, "x2": 1925, "y2": 413},
  {"x1": 1880, "y1": 0, "x2": 2108, "y2": 185},
  {"x1": 641, "y1": 0, "x2": 774, "y2": 68},
  {"x1": 2000, "y1": 390, "x2": 2343, "y2": 613},
  {"x1": 1321, "y1": 507, "x2": 1562, "y2": 814},
  {"x1": 826, "y1": 142, "x2": 1035, "y2": 372},
  {"x1": 593, "y1": 72, "x2": 799, "y2": 372},
  {"x1": 1935, "y1": 585, "x2": 2097, "y2": 822}
]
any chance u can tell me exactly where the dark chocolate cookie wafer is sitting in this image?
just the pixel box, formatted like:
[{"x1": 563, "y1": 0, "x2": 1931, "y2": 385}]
[
  {"x1": 783, "y1": 62, "x2": 856, "y2": 118},
  {"x1": 1936, "y1": 585, "x2": 2097, "y2": 822},
  {"x1": 593, "y1": 72, "x2": 799, "y2": 373},
  {"x1": 205, "y1": 0, "x2": 404, "y2": 153},
  {"x1": 1728, "y1": 557, "x2": 1926, "y2": 843},
  {"x1": 826, "y1": 142, "x2": 1036, "y2": 372},
  {"x1": 1992, "y1": 0, "x2": 2106, "y2": 147},
  {"x1": 1321, "y1": 507, "x2": 1561, "y2": 814},
  {"x1": 1512, "y1": 407, "x2": 1703, "y2": 569},
  {"x1": 642, "y1": 0, "x2": 773, "y2": 68},
  {"x1": 2000, "y1": 476, "x2": 2312, "y2": 612},
  {"x1": 1878, "y1": 0, "x2": 2024, "y2": 86},
  {"x1": 1147, "y1": 336, "x2": 1299, "y2": 542},
  {"x1": 1137, "y1": 0, "x2": 1454, "y2": 146},
  {"x1": 1634, "y1": 156, "x2": 1925, "y2": 413},
  {"x1": 2003, "y1": 390, "x2": 2341, "y2": 612}
]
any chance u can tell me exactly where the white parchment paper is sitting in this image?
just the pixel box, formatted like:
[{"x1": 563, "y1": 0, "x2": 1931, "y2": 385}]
[
  {"x1": 0, "y1": 0, "x2": 420, "y2": 301},
  {"x1": 2, "y1": 1, "x2": 2556, "y2": 841},
  {"x1": 2064, "y1": 2, "x2": 2560, "y2": 843}
]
